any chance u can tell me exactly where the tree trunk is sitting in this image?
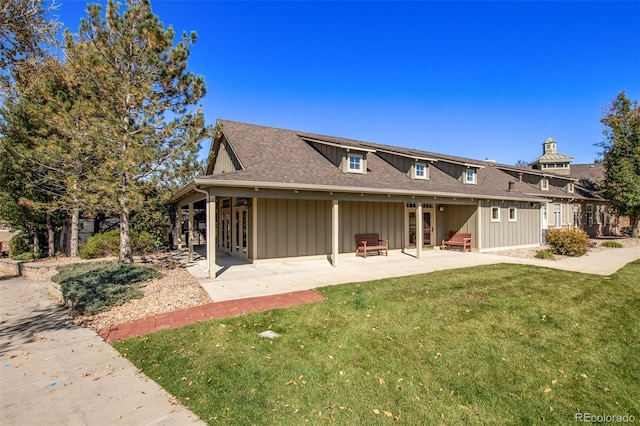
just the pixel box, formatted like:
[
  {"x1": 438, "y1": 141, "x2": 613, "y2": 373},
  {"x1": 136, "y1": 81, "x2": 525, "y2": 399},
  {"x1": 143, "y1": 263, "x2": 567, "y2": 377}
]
[
  {"x1": 70, "y1": 208, "x2": 79, "y2": 257},
  {"x1": 632, "y1": 216, "x2": 639, "y2": 238},
  {"x1": 47, "y1": 214, "x2": 55, "y2": 257},
  {"x1": 119, "y1": 200, "x2": 132, "y2": 263},
  {"x1": 32, "y1": 231, "x2": 39, "y2": 254}
]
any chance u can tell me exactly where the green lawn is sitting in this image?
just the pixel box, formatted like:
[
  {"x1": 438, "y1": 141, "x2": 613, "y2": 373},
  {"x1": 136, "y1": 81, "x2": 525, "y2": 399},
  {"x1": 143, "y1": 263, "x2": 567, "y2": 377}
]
[{"x1": 114, "y1": 262, "x2": 640, "y2": 425}]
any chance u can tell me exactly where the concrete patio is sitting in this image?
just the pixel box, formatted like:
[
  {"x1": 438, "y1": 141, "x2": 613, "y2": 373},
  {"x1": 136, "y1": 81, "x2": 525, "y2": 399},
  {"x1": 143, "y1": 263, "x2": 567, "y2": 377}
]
[{"x1": 178, "y1": 246, "x2": 640, "y2": 303}]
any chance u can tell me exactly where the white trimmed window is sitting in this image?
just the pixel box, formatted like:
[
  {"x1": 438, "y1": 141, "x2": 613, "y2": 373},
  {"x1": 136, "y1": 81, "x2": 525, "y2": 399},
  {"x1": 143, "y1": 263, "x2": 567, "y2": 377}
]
[
  {"x1": 586, "y1": 204, "x2": 593, "y2": 226},
  {"x1": 348, "y1": 153, "x2": 363, "y2": 173},
  {"x1": 465, "y1": 169, "x2": 477, "y2": 184},
  {"x1": 508, "y1": 207, "x2": 517, "y2": 222},
  {"x1": 491, "y1": 206, "x2": 500, "y2": 222},
  {"x1": 567, "y1": 182, "x2": 574, "y2": 193},
  {"x1": 541, "y1": 179, "x2": 549, "y2": 191},
  {"x1": 415, "y1": 163, "x2": 427, "y2": 179}
]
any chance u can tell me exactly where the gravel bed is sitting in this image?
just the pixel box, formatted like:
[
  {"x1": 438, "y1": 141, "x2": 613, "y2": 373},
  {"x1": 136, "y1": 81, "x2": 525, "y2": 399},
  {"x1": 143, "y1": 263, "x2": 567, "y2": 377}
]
[
  {"x1": 488, "y1": 236, "x2": 639, "y2": 260},
  {"x1": 71, "y1": 265, "x2": 212, "y2": 332}
]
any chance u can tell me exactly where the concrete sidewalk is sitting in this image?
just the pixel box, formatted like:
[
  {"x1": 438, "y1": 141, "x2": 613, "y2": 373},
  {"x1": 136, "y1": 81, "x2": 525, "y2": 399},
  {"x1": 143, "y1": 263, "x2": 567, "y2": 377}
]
[
  {"x1": 189, "y1": 246, "x2": 640, "y2": 303},
  {"x1": 0, "y1": 276, "x2": 204, "y2": 426}
]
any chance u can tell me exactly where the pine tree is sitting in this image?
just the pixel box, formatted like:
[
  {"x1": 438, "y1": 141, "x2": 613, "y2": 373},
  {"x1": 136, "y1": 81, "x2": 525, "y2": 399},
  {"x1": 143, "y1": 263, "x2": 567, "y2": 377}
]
[
  {"x1": 61, "y1": 0, "x2": 209, "y2": 262},
  {"x1": 599, "y1": 92, "x2": 640, "y2": 237}
]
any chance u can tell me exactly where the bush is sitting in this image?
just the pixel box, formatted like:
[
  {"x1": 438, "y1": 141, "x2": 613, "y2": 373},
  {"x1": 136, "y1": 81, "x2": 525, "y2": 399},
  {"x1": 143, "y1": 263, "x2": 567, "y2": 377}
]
[
  {"x1": 11, "y1": 252, "x2": 41, "y2": 261},
  {"x1": 52, "y1": 262, "x2": 161, "y2": 315},
  {"x1": 535, "y1": 250, "x2": 554, "y2": 260},
  {"x1": 602, "y1": 241, "x2": 623, "y2": 248},
  {"x1": 545, "y1": 229, "x2": 589, "y2": 257},
  {"x1": 79, "y1": 229, "x2": 157, "y2": 259},
  {"x1": 9, "y1": 234, "x2": 31, "y2": 258}
]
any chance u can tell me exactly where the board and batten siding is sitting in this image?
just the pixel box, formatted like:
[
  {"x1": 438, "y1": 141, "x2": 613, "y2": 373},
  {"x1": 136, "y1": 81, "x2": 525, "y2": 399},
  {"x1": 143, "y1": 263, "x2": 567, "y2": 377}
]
[
  {"x1": 435, "y1": 205, "x2": 477, "y2": 248},
  {"x1": 480, "y1": 201, "x2": 540, "y2": 250},
  {"x1": 256, "y1": 199, "x2": 404, "y2": 259},
  {"x1": 212, "y1": 138, "x2": 241, "y2": 174},
  {"x1": 339, "y1": 201, "x2": 404, "y2": 252}
]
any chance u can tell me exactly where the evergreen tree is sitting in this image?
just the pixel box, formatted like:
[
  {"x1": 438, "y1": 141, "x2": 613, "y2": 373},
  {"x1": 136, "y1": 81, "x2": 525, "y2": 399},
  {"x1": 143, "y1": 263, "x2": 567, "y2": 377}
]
[
  {"x1": 599, "y1": 92, "x2": 640, "y2": 237},
  {"x1": 62, "y1": 0, "x2": 209, "y2": 262}
]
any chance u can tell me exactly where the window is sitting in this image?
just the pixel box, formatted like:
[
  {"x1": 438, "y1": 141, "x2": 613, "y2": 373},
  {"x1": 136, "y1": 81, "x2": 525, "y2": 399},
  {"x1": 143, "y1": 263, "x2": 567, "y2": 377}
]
[
  {"x1": 491, "y1": 206, "x2": 500, "y2": 222},
  {"x1": 567, "y1": 183, "x2": 574, "y2": 193},
  {"x1": 553, "y1": 203, "x2": 562, "y2": 227},
  {"x1": 508, "y1": 207, "x2": 517, "y2": 222},
  {"x1": 415, "y1": 163, "x2": 427, "y2": 179},
  {"x1": 465, "y1": 169, "x2": 477, "y2": 184},
  {"x1": 586, "y1": 204, "x2": 593, "y2": 226},
  {"x1": 573, "y1": 205, "x2": 581, "y2": 227},
  {"x1": 541, "y1": 179, "x2": 549, "y2": 191},
  {"x1": 348, "y1": 153, "x2": 363, "y2": 173}
]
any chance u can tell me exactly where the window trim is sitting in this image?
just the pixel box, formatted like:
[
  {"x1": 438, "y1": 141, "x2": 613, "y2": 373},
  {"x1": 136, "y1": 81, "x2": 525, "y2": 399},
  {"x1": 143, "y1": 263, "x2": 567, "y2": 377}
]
[
  {"x1": 347, "y1": 153, "x2": 363, "y2": 173},
  {"x1": 490, "y1": 206, "x2": 501, "y2": 222},
  {"x1": 508, "y1": 207, "x2": 517, "y2": 222},
  {"x1": 465, "y1": 168, "x2": 477, "y2": 184},
  {"x1": 415, "y1": 162, "x2": 427, "y2": 180},
  {"x1": 541, "y1": 178, "x2": 549, "y2": 191}
]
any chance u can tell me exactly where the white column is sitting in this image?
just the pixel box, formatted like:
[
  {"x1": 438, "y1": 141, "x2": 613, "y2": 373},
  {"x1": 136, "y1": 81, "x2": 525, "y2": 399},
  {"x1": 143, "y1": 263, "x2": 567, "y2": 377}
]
[
  {"x1": 476, "y1": 200, "x2": 482, "y2": 251},
  {"x1": 331, "y1": 200, "x2": 339, "y2": 267},
  {"x1": 188, "y1": 202, "x2": 194, "y2": 262},
  {"x1": 207, "y1": 195, "x2": 216, "y2": 278},
  {"x1": 416, "y1": 202, "x2": 423, "y2": 259}
]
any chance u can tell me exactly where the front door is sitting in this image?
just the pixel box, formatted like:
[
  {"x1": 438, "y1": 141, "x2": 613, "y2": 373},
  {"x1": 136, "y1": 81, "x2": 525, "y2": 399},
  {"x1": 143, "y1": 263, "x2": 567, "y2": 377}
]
[{"x1": 406, "y1": 204, "x2": 435, "y2": 248}]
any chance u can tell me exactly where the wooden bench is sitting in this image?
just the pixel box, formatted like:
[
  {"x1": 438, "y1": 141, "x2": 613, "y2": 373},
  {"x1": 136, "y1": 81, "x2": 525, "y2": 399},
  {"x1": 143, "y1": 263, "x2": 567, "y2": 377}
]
[
  {"x1": 441, "y1": 231, "x2": 472, "y2": 252},
  {"x1": 355, "y1": 234, "x2": 388, "y2": 258}
]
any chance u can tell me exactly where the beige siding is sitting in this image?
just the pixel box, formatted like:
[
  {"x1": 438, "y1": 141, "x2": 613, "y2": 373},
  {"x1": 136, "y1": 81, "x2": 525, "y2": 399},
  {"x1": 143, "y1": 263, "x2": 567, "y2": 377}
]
[
  {"x1": 255, "y1": 199, "x2": 403, "y2": 259},
  {"x1": 212, "y1": 138, "x2": 241, "y2": 174},
  {"x1": 308, "y1": 141, "x2": 343, "y2": 168},
  {"x1": 480, "y1": 201, "x2": 540, "y2": 249},
  {"x1": 436, "y1": 205, "x2": 477, "y2": 247},
  {"x1": 339, "y1": 201, "x2": 404, "y2": 252},
  {"x1": 377, "y1": 152, "x2": 412, "y2": 175},
  {"x1": 257, "y1": 198, "x2": 332, "y2": 259}
]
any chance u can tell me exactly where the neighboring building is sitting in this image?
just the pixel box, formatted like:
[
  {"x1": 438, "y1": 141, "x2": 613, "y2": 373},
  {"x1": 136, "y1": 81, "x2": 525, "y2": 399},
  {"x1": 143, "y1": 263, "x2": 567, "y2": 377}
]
[
  {"x1": 170, "y1": 120, "x2": 618, "y2": 276},
  {"x1": 569, "y1": 163, "x2": 631, "y2": 237}
]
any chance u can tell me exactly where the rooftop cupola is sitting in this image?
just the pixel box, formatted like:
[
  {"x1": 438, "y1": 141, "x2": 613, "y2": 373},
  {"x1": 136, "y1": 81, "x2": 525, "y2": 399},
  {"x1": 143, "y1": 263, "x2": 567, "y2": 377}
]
[{"x1": 530, "y1": 138, "x2": 574, "y2": 175}]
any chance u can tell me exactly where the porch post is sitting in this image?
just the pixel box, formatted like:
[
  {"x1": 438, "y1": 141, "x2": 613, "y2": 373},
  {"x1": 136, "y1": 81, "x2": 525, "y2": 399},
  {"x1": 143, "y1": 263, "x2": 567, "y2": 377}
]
[
  {"x1": 207, "y1": 194, "x2": 216, "y2": 278},
  {"x1": 416, "y1": 202, "x2": 423, "y2": 259},
  {"x1": 476, "y1": 200, "x2": 482, "y2": 251},
  {"x1": 252, "y1": 197, "x2": 258, "y2": 262},
  {"x1": 331, "y1": 199, "x2": 339, "y2": 266},
  {"x1": 188, "y1": 202, "x2": 194, "y2": 262}
]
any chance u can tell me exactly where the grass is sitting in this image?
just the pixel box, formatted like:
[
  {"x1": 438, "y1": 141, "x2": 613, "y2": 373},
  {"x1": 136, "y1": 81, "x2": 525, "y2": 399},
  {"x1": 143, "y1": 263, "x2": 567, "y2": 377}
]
[
  {"x1": 114, "y1": 262, "x2": 640, "y2": 425},
  {"x1": 602, "y1": 241, "x2": 624, "y2": 248}
]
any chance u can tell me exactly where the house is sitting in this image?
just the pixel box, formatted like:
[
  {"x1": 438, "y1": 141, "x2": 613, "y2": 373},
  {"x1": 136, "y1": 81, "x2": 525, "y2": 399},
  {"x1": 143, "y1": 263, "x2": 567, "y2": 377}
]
[{"x1": 170, "y1": 120, "x2": 612, "y2": 277}]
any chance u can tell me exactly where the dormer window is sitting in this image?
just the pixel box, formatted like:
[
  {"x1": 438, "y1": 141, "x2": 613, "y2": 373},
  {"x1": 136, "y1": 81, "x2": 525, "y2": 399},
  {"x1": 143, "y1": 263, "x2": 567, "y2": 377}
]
[
  {"x1": 567, "y1": 182, "x2": 574, "y2": 193},
  {"x1": 541, "y1": 179, "x2": 549, "y2": 191},
  {"x1": 465, "y1": 169, "x2": 477, "y2": 184},
  {"x1": 415, "y1": 163, "x2": 427, "y2": 180},
  {"x1": 348, "y1": 153, "x2": 363, "y2": 173}
]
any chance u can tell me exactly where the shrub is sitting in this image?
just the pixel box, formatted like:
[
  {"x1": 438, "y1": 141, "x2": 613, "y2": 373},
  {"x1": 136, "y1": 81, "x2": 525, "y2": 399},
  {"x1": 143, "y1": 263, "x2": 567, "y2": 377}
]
[
  {"x1": 9, "y1": 234, "x2": 31, "y2": 258},
  {"x1": 545, "y1": 229, "x2": 589, "y2": 257},
  {"x1": 535, "y1": 250, "x2": 554, "y2": 260},
  {"x1": 11, "y1": 252, "x2": 41, "y2": 261},
  {"x1": 602, "y1": 241, "x2": 623, "y2": 248},
  {"x1": 79, "y1": 229, "x2": 157, "y2": 259},
  {"x1": 52, "y1": 262, "x2": 161, "y2": 315}
]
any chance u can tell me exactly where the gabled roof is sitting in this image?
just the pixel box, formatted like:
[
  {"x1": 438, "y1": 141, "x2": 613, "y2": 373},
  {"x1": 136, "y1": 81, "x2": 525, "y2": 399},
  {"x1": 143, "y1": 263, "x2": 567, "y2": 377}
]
[{"x1": 194, "y1": 120, "x2": 556, "y2": 202}]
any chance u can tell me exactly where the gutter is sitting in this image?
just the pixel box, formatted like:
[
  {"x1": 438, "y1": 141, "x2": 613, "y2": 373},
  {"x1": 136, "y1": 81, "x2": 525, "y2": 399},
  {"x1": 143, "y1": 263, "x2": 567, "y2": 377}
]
[{"x1": 193, "y1": 177, "x2": 546, "y2": 203}]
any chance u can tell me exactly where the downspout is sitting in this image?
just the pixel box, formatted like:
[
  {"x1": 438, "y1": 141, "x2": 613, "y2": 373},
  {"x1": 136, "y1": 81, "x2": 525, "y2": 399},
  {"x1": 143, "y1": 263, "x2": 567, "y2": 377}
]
[{"x1": 193, "y1": 186, "x2": 211, "y2": 277}]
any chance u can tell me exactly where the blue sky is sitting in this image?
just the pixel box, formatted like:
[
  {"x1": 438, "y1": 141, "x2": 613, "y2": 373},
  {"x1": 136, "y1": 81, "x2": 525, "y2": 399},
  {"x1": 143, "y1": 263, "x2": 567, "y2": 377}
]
[{"x1": 55, "y1": 1, "x2": 640, "y2": 165}]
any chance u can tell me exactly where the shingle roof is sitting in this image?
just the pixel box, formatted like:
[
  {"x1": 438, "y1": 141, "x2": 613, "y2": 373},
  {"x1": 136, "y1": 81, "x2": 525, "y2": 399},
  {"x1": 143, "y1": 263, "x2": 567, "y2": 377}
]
[{"x1": 197, "y1": 120, "x2": 583, "y2": 202}]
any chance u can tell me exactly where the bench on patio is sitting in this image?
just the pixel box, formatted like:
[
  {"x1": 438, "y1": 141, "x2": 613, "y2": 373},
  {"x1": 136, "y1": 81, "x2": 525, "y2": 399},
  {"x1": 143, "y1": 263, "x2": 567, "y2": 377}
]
[
  {"x1": 441, "y1": 231, "x2": 472, "y2": 252},
  {"x1": 355, "y1": 234, "x2": 388, "y2": 258}
]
